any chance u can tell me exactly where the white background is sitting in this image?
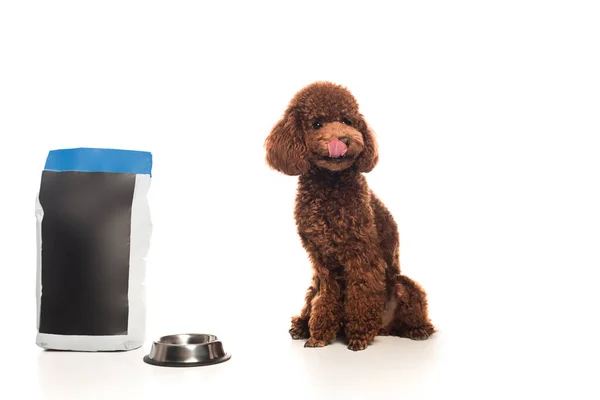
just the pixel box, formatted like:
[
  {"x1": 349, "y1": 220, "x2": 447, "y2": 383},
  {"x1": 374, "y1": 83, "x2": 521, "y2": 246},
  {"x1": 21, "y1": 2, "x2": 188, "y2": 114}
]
[{"x1": 1, "y1": 1, "x2": 599, "y2": 399}]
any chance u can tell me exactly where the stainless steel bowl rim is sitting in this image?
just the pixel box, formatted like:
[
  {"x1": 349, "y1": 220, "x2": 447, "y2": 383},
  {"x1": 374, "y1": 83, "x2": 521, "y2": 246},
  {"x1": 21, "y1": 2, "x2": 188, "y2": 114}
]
[{"x1": 143, "y1": 333, "x2": 231, "y2": 367}]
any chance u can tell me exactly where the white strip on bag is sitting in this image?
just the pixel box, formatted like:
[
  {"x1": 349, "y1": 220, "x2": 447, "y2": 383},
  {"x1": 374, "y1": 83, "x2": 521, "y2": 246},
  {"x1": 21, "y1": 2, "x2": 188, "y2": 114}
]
[{"x1": 35, "y1": 148, "x2": 152, "y2": 351}]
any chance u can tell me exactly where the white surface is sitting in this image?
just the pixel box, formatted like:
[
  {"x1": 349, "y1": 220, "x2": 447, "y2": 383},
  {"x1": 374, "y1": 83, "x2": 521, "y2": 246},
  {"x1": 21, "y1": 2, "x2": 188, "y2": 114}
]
[
  {"x1": 35, "y1": 173, "x2": 151, "y2": 351},
  {"x1": 1, "y1": 1, "x2": 599, "y2": 399}
]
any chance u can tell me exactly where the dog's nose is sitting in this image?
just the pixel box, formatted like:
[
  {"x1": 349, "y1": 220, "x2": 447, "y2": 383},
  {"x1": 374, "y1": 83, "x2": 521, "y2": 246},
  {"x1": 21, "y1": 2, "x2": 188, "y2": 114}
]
[{"x1": 338, "y1": 136, "x2": 350, "y2": 146}]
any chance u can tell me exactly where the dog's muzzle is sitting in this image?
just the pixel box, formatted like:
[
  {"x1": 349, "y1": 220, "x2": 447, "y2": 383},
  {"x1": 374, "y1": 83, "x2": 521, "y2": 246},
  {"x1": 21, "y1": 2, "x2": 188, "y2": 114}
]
[{"x1": 328, "y1": 138, "x2": 348, "y2": 158}]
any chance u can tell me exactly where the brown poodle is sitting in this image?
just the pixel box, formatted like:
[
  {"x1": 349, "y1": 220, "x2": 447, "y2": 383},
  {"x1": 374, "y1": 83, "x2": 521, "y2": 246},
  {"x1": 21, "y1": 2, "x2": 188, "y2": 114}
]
[{"x1": 265, "y1": 81, "x2": 435, "y2": 351}]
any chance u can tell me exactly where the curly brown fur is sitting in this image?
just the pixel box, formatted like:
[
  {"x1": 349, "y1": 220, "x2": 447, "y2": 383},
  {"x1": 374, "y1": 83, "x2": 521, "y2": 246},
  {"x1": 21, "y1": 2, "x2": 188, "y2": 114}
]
[{"x1": 266, "y1": 81, "x2": 435, "y2": 351}]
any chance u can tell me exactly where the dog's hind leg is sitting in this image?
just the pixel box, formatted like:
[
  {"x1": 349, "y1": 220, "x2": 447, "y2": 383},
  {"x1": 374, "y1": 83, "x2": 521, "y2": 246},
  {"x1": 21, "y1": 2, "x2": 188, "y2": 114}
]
[
  {"x1": 370, "y1": 193, "x2": 401, "y2": 280},
  {"x1": 370, "y1": 194, "x2": 434, "y2": 339},
  {"x1": 289, "y1": 277, "x2": 317, "y2": 340},
  {"x1": 387, "y1": 275, "x2": 436, "y2": 340}
]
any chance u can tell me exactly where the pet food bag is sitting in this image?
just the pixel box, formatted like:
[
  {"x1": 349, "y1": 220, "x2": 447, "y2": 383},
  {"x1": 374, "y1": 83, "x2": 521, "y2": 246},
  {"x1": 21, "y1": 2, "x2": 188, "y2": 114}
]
[{"x1": 35, "y1": 148, "x2": 152, "y2": 351}]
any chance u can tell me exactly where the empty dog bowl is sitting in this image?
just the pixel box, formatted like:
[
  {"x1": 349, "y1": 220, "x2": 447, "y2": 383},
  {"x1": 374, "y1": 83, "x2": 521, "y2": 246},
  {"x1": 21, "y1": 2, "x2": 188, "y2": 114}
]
[{"x1": 143, "y1": 334, "x2": 231, "y2": 367}]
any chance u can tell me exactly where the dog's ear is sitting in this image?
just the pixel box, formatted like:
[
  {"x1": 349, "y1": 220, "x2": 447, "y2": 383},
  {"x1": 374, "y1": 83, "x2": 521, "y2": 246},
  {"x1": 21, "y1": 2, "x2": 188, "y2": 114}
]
[
  {"x1": 265, "y1": 109, "x2": 310, "y2": 176},
  {"x1": 355, "y1": 115, "x2": 379, "y2": 173}
]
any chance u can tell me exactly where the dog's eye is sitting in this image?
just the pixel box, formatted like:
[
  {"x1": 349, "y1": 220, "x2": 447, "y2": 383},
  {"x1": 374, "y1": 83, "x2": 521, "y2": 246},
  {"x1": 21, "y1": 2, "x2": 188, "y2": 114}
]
[
  {"x1": 342, "y1": 118, "x2": 353, "y2": 126},
  {"x1": 312, "y1": 121, "x2": 323, "y2": 130}
]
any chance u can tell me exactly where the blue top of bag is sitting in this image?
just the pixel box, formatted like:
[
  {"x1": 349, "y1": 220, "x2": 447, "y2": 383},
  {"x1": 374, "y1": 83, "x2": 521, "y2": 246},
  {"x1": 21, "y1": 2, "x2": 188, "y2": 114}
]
[{"x1": 44, "y1": 148, "x2": 153, "y2": 176}]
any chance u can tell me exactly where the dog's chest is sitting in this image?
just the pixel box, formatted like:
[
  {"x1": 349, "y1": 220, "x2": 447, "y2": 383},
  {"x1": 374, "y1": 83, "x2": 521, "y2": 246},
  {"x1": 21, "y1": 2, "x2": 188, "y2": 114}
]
[{"x1": 295, "y1": 188, "x2": 365, "y2": 246}]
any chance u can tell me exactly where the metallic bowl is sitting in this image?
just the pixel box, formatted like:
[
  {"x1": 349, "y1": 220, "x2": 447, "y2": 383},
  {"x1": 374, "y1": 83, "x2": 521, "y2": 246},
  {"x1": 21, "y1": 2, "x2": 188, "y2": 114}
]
[{"x1": 143, "y1": 334, "x2": 231, "y2": 367}]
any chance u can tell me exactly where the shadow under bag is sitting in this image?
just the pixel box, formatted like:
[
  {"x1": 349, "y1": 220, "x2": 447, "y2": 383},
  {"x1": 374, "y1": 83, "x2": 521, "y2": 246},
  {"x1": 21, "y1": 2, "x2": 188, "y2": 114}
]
[{"x1": 35, "y1": 148, "x2": 152, "y2": 351}]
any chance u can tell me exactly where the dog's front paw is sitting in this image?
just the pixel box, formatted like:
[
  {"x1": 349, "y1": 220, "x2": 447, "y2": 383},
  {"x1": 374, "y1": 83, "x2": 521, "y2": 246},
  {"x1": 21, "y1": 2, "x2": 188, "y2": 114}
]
[
  {"x1": 289, "y1": 317, "x2": 310, "y2": 340},
  {"x1": 304, "y1": 337, "x2": 329, "y2": 348},
  {"x1": 405, "y1": 325, "x2": 435, "y2": 341},
  {"x1": 347, "y1": 338, "x2": 368, "y2": 351}
]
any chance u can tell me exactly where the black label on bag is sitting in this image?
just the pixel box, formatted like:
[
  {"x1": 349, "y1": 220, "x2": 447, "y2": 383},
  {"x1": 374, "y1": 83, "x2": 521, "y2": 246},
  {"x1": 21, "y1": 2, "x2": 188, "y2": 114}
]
[{"x1": 38, "y1": 171, "x2": 136, "y2": 336}]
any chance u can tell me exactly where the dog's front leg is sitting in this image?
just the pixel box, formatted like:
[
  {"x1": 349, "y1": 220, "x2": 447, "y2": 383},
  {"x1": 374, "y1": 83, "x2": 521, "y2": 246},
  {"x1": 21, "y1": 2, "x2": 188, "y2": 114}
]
[
  {"x1": 304, "y1": 271, "x2": 343, "y2": 348},
  {"x1": 343, "y1": 251, "x2": 387, "y2": 351}
]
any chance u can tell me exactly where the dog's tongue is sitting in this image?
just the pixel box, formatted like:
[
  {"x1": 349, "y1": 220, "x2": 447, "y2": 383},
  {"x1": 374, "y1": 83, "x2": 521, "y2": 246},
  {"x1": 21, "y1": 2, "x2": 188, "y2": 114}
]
[{"x1": 328, "y1": 138, "x2": 348, "y2": 158}]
